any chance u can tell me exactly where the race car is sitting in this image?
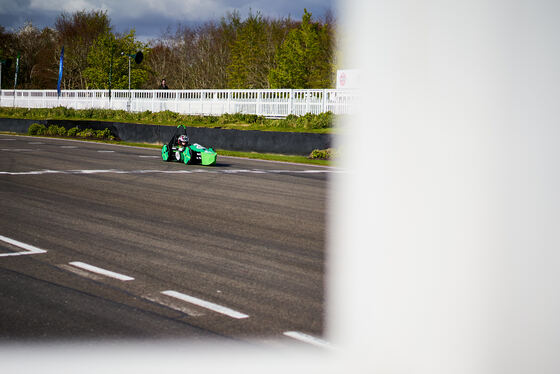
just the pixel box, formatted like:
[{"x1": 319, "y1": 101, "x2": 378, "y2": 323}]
[{"x1": 161, "y1": 125, "x2": 217, "y2": 166}]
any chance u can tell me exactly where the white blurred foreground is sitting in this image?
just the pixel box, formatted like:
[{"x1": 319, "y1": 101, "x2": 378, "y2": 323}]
[{"x1": 3, "y1": 1, "x2": 560, "y2": 373}]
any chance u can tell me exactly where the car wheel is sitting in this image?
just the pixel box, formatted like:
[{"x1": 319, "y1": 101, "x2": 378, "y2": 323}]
[
  {"x1": 183, "y1": 147, "x2": 191, "y2": 164},
  {"x1": 161, "y1": 145, "x2": 171, "y2": 161}
]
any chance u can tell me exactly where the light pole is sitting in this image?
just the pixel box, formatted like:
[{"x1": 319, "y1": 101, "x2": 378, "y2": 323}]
[{"x1": 121, "y1": 51, "x2": 143, "y2": 111}]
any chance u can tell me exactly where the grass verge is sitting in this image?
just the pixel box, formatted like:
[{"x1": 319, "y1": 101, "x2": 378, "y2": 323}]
[{"x1": 0, "y1": 107, "x2": 338, "y2": 134}]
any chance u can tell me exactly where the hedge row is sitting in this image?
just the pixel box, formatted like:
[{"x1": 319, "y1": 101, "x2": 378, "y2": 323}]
[
  {"x1": 0, "y1": 107, "x2": 335, "y2": 131},
  {"x1": 28, "y1": 123, "x2": 115, "y2": 140},
  {"x1": 309, "y1": 148, "x2": 337, "y2": 160}
]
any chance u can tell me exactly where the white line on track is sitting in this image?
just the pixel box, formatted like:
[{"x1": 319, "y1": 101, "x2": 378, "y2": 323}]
[
  {"x1": 1, "y1": 148, "x2": 33, "y2": 152},
  {"x1": 0, "y1": 135, "x2": 339, "y2": 169},
  {"x1": 61, "y1": 145, "x2": 78, "y2": 148},
  {"x1": 97, "y1": 150, "x2": 115, "y2": 153},
  {"x1": 68, "y1": 261, "x2": 134, "y2": 281},
  {"x1": 138, "y1": 155, "x2": 160, "y2": 158},
  {"x1": 28, "y1": 142, "x2": 44, "y2": 144},
  {"x1": 143, "y1": 294, "x2": 205, "y2": 317},
  {"x1": 283, "y1": 331, "x2": 332, "y2": 349},
  {"x1": 0, "y1": 235, "x2": 48, "y2": 257},
  {"x1": 0, "y1": 139, "x2": 16, "y2": 141},
  {"x1": 0, "y1": 168, "x2": 341, "y2": 176},
  {"x1": 161, "y1": 290, "x2": 249, "y2": 319}
]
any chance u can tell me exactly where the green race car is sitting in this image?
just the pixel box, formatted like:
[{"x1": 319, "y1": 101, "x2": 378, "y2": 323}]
[{"x1": 161, "y1": 125, "x2": 217, "y2": 166}]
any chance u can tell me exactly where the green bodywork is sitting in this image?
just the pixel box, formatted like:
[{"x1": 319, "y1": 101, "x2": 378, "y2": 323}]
[
  {"x1": 190, "y1": 143, "x2": 217, "y2": 166},
  {"x1": 161, "y1": 144, "x2": 170, "y2": 161},
  {"x1": 182, "y1": 147, "x2": 191, "y2": 164},
  {"x1": 160, "y1": 126, "x2": 217, "y2": 166}
]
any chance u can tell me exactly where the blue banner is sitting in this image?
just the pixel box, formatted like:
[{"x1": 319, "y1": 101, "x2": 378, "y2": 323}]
[{"x1": 57, "y1": 46, "x2": 64, "y2": 97}]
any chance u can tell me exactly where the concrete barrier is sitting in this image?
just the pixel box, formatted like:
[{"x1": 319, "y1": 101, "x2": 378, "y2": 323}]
[{"x1": 0, "y1": 118, "x2": 332, "y2": 155}]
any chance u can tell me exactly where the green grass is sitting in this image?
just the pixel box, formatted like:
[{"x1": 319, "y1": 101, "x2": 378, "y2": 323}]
[
  {"x1": 0, "y1": 107, "x2": 338, "y2": 134},
  {"x1": 215, "y1": 149, "x2": 332, "y2": 166},
  {"x1": 1, "y1": 132, "x2": 333, "y2": 166}
]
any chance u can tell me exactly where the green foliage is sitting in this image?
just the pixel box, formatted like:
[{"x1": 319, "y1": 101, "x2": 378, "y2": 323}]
[
  {"x1": 309, "y1": 148, "x2": 336, "y2": 160},
  {"x1": 77, "y1": 128, "x2": 95, "y2": 138},
  {"x1": 227, "y1": 12, "x2": 269, "y2": 88},
  {"x1": 218, "y1": 113, "x2": 266, "y2": 124},
  {"x1": 46, "y1": 125, "x2": 67, "y2": 136},
  {"x1": 55, "y1": 10, "x2": 112, "y2": 89},
  {"x1": 4, "y1": 9, "x2": 336, "y2": 90},
  {"x1": 96, "y1": 128, "x2": 115, "y2": 140},
  {"x1": 84, "y1": 29, "x2": 150, "y2": 89},
  {"x1": 273, "y1": 111, "x2": 334, "y2": 130},
  {"x1": 67, "y1": 126, "x2": 79, "y2": 136},
  {"x1": 25, "y1": 121, "x2": 115, "y2": 139},
  {"x1": 2, "y1": 107, "x2": 334, "y2": 133},
  {"x1": 28, "y1": 123, "x2": 47, "y2": 135},
  {"x1": 269, "y1": 9, "x2": 335, "y2": 88}
]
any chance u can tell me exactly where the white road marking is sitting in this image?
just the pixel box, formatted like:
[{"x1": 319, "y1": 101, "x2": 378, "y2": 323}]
[
  {"x1": 61, "y1": 145, "x2": 78, "y2": 148},
  {"x1": 68, "y1": 261, "x2": 134, "y2": 281},
  {"x1": 0, "y1": 139, "x2": 16, "y2": 141},
  {"x1": 283, "y1": 331, "x2": 332, "y2": 349},
  {"x1": 138, "y1": 155, "x2": 160, "y2": 158},
  {"x1": 1, "y1": 148, "x2": 33, "y2": 152},
  {"x1": 161, "y1": 290, "x2": 249, "y2": 319},
  {"x1": 0, "y1": 168, "x2": 340, "y2": 176},
  {"x1": 58, "y1": 264, "x2": 105, "y2": 281},
  {"x1": 28, "y1": 142, "x2": 44, "y2": 144},
  {"x1": 143, "y1": 294, "x2": 205, "y2": 317},
  {"x1": 97, "y1": 150, "x2": 115, "y2": 153},
  {"x1": 0, "y1": 235, "x2": 48, "y2": 257}
]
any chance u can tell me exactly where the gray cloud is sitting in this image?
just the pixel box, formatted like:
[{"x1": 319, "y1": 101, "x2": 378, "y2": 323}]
[{"x1": 0, "y1": 0, "x2": 336, "y2": 39}]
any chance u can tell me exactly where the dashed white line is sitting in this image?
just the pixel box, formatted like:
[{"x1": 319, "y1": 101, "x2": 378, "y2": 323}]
[
  {"x1": 97, "y1": 150, "x2": 115, "y2": 153},
  {"x1": 143, "y1": 294, "x2": 205, "y2": 317},
  {"x1": 138, "y1": 155, "x2": 160, "y2": 158},
  {"x1": 68, "y1": 261, "x2": 134, "y2": 281},
  {"x1": 0, "y1": 235, "x2": 48, "y2": 257},
  {"x1": 283, "y1": 331, "x2": 332, "y2": 349},
  {"x1": 161, "y1": 290, "x2": 249, "y2": 319},
  {"x1": 61, "y1": 145, "x2": 78, "y2": 148},
  {"x1": 28, "y1": 142, "x2": 44, "y2": 144},
  {"x1": 1, "y1": 148, "x2": 33, "y2": 152}
]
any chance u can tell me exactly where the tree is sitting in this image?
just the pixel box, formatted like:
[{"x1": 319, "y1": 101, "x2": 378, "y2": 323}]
[
  {"x1": 146, "y1": 12, "x2": 242, "y2": 89},
  {"x1": 83, "y1": 30, "x2": 150, "y2": 89},
  {"x1": 227, "y1": 11, "x2": 272, "y2": 89},
  {"x1": 0, "y1": 26, "x2": 16, "y2": 89},
  {"x1": 12, "y1": 22, "x2": 58, "y2": 89},
  {"x1": 54, "y1": 10, "x2": 112, "y2": 89},
  {"x1": 269, "y1": 9, "x2": 335, "y2": 89}
]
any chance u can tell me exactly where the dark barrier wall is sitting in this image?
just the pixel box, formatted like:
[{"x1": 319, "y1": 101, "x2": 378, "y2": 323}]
[{"x1": 0, "y1": 118, "x2": 332, "y2": 155}]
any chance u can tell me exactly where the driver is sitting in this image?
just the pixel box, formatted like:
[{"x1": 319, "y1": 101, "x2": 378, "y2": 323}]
[{"x1": 177, "y1": 135, "x2": 189, "y2": 150}]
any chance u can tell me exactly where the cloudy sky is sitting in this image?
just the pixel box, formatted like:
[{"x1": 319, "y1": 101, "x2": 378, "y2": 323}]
[{"x1": 0, "y1": 0, "x2": 337, "y2": 40}]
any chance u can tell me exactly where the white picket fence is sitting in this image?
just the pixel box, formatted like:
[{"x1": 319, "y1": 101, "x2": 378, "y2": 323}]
[{"x1": 0, "y1": 89, "x2": 357, "y2": 117}]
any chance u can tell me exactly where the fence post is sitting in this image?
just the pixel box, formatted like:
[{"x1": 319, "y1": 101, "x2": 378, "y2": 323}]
[
  {"x1": 288, "y1": 89, "x2": 293, "y2": 116},
  {"x1": 227, "y1": 90, "x2": 231, "y2": 114}
]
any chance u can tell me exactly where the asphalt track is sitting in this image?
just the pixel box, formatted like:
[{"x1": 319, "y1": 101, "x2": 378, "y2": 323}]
[{"x1": 0, "y1": 134, "x2": 333, "y2": 347}]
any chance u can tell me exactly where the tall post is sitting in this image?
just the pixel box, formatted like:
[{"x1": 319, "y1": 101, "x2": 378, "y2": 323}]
[
  {"x1": 108, "y1": 43, "x2": 113, "y2": 107},
  {"x1": 127, "y1": 55, "x2": 131, "y2": 111},
  {"x1": 13, "y1": 53, "x2": 19, "y2": 107}
]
